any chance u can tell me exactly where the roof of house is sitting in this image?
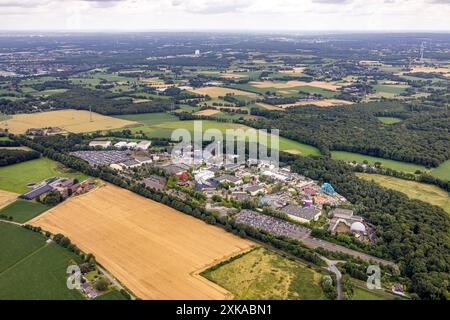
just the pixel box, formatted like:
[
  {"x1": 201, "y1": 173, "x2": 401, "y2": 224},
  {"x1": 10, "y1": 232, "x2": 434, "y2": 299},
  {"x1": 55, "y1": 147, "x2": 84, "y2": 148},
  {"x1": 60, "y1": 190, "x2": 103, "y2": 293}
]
[
  {"x1": 89, "y1": 141, "x2": 111, "y2": 146},
  {"x1": 215, "y1": 175, "x2": 241, "y2": 183},
  {"x1": 331, "y1": 208, "x2": 354, "y2": 217},
  {"x1": 20, "y1": 184, "x2": 53, "y2": 200},
  {"x1": 247, "y1": 185, "x2": 264, "y2": 193},
  {"x1": 121, "y1": 159, "x2": 140, "y2": 167},
  {"x1": 281, "y1": 205, "x2": 321, "y2": 221}
]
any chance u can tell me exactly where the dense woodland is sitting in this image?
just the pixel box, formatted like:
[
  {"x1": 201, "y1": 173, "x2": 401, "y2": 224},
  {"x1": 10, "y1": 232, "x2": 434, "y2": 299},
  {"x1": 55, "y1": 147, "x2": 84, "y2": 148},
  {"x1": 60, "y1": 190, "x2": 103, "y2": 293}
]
[
  {"x1": 289, "y1": 155, "x2": 450, "y2": 300},
  {"x1": 247, "y1": 101, "x2": 450, "y2": 167},
  {"x1": 0, "y1": 149, "x2": 40, "y2": 166},
  {"x1": 50, "y1": 88, "x2": 172, "y2": 115}
]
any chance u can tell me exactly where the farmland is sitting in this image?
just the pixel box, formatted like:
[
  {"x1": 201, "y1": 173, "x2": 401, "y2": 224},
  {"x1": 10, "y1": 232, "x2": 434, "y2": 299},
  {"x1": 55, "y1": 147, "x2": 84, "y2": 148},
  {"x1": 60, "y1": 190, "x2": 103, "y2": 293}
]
[
  {"x1": 201, "y1": 247, "x2": 326, "y2": 300},
  {"x1": 30, "y1": 184, "x2": 254, "y2": 300},
  {"x1": 356, "y1": 173, "x2": 450, "y2": 214},
  {"x1": 0, "y1": 190, "x2": 18, "y2": 209},
  {"x1": 0, "y1": 200, "x2": 51, "y2": 223},
  {"x1": 377, "y1": 117, "x2": 403, "y2": 124},
  {"x1": 190, "y1": 86, "x2": 259, "y2": 99},
  {"x1": 331, "y1": 151, "x2": 426, "y2": 173},
  {"x1": 0, "y1": 157, "x2": 88, "y2": 193},
  {"x1": 113, "y1": 114, "x2": 321, "y2": 156},
  {"x1": 0, "y1": 222, "x2": 83, "y2": 300},
  {"x1": 431, "y1": 160, "x2": 450, "y2": 182},
  {"x1": 0, "y1": 109, "x2": 137, "y2": 134}
]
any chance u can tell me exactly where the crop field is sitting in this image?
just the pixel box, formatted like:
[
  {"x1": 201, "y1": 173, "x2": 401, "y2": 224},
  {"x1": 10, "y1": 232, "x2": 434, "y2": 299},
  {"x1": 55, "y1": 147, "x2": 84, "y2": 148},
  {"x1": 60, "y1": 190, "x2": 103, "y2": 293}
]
[
  {"x1": 431, "y1": 160, "x2": 450, "y2": 182},
  {"x1": 194, "y1": 109, "x2": 221, "y2": 116},
  {"x1": 259, "y1": 99, "x2": 354, "y2": 110},
  {"x1": 118, "y1": 118, "x2": 320, "y2": 156},
  {"x1": 357, "y1": 173, "x2": 450, "y2": 214},
  {"x1": 250, "y1": 80, "x2": 341, "y2": 91},
  {"x1": 201, "y1": 248, "x2": 326, "y2": 300},
  {"x1": 30, "y1": 184, "x2": 254, "y2": 300},
  {"x1": 0, "y1": 222, "x2": 84, "y2": 300},
  {"x1": 0, "y1": 190, "x2": 18, "y2": 210},
  {"x1": 0, "y1": 109, "x2": 137, "y2": 134},
  {"x1": 377, "y1": 117, "x2": 403, "y2": 124},
  {"x1": 0, "y1": 200, "x2": 51, "y2": 223},
  {"x1": 190, "y1": 86, "x2": 259, "y2": 98},
  {"x1": 331, "y1": 151, "x2": 426, "y2": 173},
  {"x1": 0, "y1": 157, "x2": 88, "y2": 193}
]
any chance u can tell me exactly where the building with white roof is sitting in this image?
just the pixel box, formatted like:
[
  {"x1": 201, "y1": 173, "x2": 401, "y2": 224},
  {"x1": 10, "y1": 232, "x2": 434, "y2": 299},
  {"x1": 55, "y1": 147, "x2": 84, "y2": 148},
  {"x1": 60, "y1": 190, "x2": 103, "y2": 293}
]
[
  {"x1": 89, "y1": 141, "x2": 112, "y2": 149},
  {"x1": 136, "y1": 141, "x2": 152, "y2": 151}
]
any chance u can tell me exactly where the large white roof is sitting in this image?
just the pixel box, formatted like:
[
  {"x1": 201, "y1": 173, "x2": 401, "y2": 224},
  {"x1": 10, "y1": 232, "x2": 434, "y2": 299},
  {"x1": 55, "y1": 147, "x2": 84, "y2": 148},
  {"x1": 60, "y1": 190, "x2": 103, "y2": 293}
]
[{"x1": 351, "y1": 222, "x2": 366, "y2": 233}]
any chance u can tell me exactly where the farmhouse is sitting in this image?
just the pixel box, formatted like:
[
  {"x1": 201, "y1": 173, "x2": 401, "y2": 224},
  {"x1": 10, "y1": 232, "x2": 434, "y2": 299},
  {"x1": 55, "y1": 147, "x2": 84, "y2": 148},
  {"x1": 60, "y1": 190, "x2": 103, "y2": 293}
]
[
  {"x1": 89, "y1": 141, "x2": 112, "y2": 149},
  {"x1": 20, "y1": 184, "x2": 53, "y2": 200},
  {"x1": 281, "y1": 205, "x2": 322, "y2": 223}
]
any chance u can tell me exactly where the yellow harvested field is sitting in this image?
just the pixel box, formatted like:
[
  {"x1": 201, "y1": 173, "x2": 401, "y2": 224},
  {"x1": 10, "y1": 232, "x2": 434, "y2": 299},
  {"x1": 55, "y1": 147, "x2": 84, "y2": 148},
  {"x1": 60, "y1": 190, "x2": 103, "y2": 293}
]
[
  {"x1": 0, "y1": 110, "x2": 137, "y2": 134},
  {"x1": 250, "y1": 80, "x2": 341, "y2": 91},
  {"x1": 410, "y1": 66, "x2": 449, "y2": 74},
  {"x1": 279, "y1": 67, "x2": 305, "y2": 74},
  {"x1": 195, "y1": 109, "x2": 221, "y2": 116},
  {"x1": 190, "y1": 86, "x2": 258, "y2": 98},
  {"x1": 256, "y1": 103, "x2": 283, "y2": 110},
  {"x1": 258, "y1": 99, "x2": 353, "y2": 110},
  {"x1": 220, "y1": 73, "x2": 247, "y2": 79},
  {"x1": 31, "y1": 184, "x2": 253, "y2": 300},
  {"x1": 0, "y1": 190, "x2": 18, "y2": 209}
]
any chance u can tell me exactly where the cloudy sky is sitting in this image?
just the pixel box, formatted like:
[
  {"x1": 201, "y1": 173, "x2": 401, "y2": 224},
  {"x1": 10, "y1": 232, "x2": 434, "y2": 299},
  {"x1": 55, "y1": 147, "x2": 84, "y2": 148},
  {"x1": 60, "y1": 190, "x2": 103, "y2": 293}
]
[{"x1": 0, "y1": 0, "x2": 449, "y2": 31}]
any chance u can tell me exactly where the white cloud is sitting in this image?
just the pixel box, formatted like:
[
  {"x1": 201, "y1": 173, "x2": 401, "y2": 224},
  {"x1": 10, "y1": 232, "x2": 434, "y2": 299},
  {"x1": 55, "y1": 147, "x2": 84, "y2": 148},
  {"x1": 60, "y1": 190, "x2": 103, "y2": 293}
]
[{"x1": 0, "y1": 0, "x2": 448, "y2": 30}]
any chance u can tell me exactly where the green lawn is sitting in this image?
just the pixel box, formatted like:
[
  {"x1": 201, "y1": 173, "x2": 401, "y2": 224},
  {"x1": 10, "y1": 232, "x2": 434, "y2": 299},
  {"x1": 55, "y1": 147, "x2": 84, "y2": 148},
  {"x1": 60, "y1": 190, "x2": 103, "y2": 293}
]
[
  {"x1": 115, "y1": 117, "x2": 320, "y2": 156},
  {"x1": 377, "y1": 117, "x2": 402, "y2": 124},
  {"x1": 0, "y1": 200, "x2": 51, "y2": 223},
  {"x1": 331, "y1": 151, "x2": 426, "y2": 173},
  {"x1": 0, "y1": 222, "x2": 84, "y2": 300},
  {"x1": 431, "y1": 160, "x2": 450, "y2": 182},
  {"x1": 357, "y1": 173, "x2": 450, "y2": 214},
  {"x1": 351, "y1": 286, "x2": 395, "y2": 300},
  {"x1": 114, "y1": 112, "x2": 180, "y2": 126},
  {"x1": 201, "y1": 248, "x2": 326, "y2": 300},
  {"x1": 0, "y1": 157, "x2": 88, "y2": 193}
]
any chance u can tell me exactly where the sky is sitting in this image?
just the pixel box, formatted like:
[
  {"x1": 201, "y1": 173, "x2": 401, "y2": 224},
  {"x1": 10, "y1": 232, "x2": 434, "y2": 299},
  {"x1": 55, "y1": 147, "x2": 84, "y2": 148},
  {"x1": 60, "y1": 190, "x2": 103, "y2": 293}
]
[{"x1": 0, "y1": 0, "x2": 449, "y2": 32}]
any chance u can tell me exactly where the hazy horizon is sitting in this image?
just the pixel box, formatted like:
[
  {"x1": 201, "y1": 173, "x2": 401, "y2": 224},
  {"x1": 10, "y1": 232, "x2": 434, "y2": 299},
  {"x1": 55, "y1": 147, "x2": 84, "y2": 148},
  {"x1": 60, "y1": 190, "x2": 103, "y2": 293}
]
[{"x1": 0, "y1": 0, "x2": 449, "y2": 32}]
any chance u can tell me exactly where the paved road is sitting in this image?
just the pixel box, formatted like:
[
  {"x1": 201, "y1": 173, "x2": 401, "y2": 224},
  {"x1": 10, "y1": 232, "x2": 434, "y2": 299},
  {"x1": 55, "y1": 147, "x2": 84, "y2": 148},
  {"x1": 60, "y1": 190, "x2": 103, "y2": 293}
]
[
  {"x1": 322, "y1": 257, "x2": 343, "y2": 300},
  {"x1": 303, "y1": 237, "x2": 395, "y2": 267}
]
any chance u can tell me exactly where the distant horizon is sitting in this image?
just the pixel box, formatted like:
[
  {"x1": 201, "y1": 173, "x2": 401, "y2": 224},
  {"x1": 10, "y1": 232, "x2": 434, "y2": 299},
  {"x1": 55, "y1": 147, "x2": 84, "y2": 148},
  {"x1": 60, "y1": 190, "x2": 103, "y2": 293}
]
[{"x1": 0, "y1": 0, "x2": 448, "y2": 32}]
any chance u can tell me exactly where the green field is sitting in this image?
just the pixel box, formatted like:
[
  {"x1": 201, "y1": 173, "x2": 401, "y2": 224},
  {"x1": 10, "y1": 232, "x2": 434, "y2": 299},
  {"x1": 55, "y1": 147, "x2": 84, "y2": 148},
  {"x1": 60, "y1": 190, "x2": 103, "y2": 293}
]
[
  {"x1": 0, "y1": 200, "x2": 51, "y2": 223},
  {"x1": 357, "y1": 173, "x2": 450, "y2": 214},
  {"x1": 351, "y1": 286, "x2": 397, "y2": 300},
  {"x1": 201, "y1": 248, "x2": 326, "y2": 300},
  {"x1": 0, "y1": 157, "x2": 88, "y2": 193},
  {"x1": 0, "y1": 222, "x2": 84, "y2": 300},
  {"x1": 377, "y1": 117, "x2": 402, "y2": 124},
  {"x1": 113, "y1": 114, "x2": 320, "y2": 156},
  {"x1": 431, "y1": 160, "x2": 450, "y2": 182},
  {"x1": 331, "y1": 151, "x2": 425, "y2": 173},
  {"x1": 373, "y1": 84, "x2": 408, "y2": 95}
]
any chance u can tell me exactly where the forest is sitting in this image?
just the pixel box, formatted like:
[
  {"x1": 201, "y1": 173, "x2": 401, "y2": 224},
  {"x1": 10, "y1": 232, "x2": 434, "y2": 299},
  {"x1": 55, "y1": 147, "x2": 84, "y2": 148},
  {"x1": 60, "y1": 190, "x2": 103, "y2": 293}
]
[
  {"x1": 246, "y1": 101, "x2": 450, "y2": 167},
  {"x1": 289, "y1": 155, "x2": 450, "y2": 300},
  {"x1": 0, "y1": 149, "x2": 40, "y2": 166}
]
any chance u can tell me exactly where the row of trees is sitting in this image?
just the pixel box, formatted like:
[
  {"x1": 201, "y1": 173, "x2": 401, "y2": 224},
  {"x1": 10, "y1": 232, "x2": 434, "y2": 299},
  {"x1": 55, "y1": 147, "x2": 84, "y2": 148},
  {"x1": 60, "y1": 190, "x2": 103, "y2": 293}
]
[{"x1": 0, "y1": 149, "x2": 40, "y2": 167}]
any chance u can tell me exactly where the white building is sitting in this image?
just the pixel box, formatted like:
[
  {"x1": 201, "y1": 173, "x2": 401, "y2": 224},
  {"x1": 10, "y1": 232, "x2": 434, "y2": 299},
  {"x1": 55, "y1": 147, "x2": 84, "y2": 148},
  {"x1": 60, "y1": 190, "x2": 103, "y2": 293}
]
[
  {"x1": 114, "y1": 141, "x2": 128, "y2": 149},
  {"x1": 89, "y1": 141, "x2": 112, "y2": 149},
  {"x1": 127, "y1": 142, "x2": 138, "y2": 149},
  {"x1": 136, "y1": 141, "x2": 152, "y2": 151},
  {"x1": 194, "y1": 169, "x2": 216, "y2": 185}
]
